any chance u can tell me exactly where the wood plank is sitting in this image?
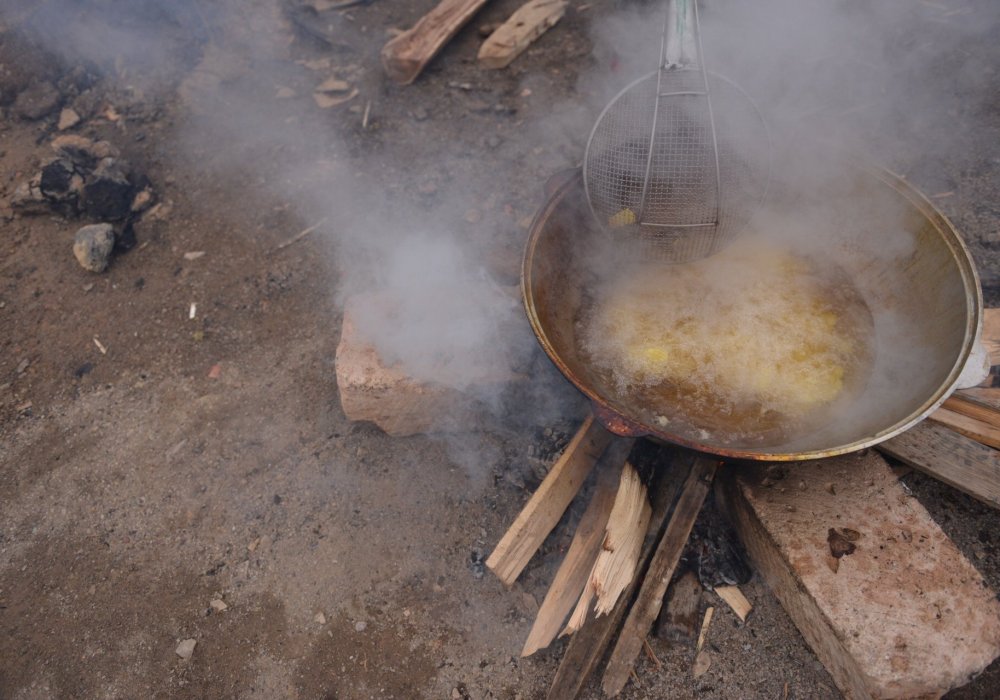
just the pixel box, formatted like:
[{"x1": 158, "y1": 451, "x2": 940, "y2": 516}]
[
  {"x1": 380, "y1": 0, "x2": 491, "y2": 85},
  {"x1": 943, "y1": 393, "x2": 1000, "y2": 428},
  {"x1": 601, "y1": 454, "x2": 719, "y2": 697},
  {"x1": 956, "y1": 386, "x2": 1000, "y2": 409},
  {"x1": 477, "y1": 0, "x2": 567, "y2": 69},
  {"x1": 521, "y1": 461, "x2": 618, "y2": 657},
  {"x1": 929, "y1": 405, "x2": 1000, "y2": 449},
  {"x1": 546, "y1": 451, "x2": 691, "y2": 700},
  {"x1": 717, "y1": 451, "x2": 1000, "y2": 700},
  {"x1": 654, "y1": 569, "x2": 702, "y2": 641},
  {"x1": 486, "y1": 414, "x2": 613, "y2": 587},
  {"x1": 878, "y1": 420, "x2": 1000, "y2": 509}
]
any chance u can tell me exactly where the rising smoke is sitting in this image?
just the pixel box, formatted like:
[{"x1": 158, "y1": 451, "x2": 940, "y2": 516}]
[{"x1": 5, "y1": 0, "x2": 998, "y2": 444}]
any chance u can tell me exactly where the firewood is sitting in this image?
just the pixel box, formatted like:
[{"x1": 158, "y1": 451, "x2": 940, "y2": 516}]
[
  {"x1": 521, "y1": 459, "x2": 619, "y2": 657},
  {"x1": 563, "y1": 461, "x2": 651, "y2": 635},
  {"x1": 477, "y1": 0, "x2": 567, "y2": 69},
  {"x1": 713, "y1": 585, "x2": 752, "y2": 623},
  {"x1": 380, "y1": 0, "x2": 491, "y2": 85},
  {"x1": 486, "y1": 414, "x2": 613, "y2": 587},
  {"x1": 929, "y1": 405, "x2": 1000, "y2": 449},
  {"x1": 717, "y1": 451, "x2": 1000, "y2": 699},
  {"x1": 654, "y1": 569, "x2": 702, "y2": 641},
  {"x1": 878, "y1": 419, "x2": 1000, "y2": 509},
  {"x1": 601, "y1": 455, "x2": 719, "y2": 697},
  {"x1": 546, "y1": 454, "x2": 690, "y2": 700}
]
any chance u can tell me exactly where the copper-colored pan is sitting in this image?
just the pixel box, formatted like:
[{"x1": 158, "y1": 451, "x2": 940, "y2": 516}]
[{"x1": 522, "y1": 165, "x2": 982, "y2": 461}]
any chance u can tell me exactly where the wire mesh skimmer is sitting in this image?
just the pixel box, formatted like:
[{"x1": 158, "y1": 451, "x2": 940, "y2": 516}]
[{"x1": 583, "y1": 0, "x2": 770, "y2": 262}]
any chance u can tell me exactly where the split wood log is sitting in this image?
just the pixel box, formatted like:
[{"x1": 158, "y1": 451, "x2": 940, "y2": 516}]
[
  {"x1": 546, "y1": 452, "x2": 691, "y2": 700},
  {"x1": 717, "y1": 451, "x2": 1000, "y2": 700},
  {"x1": 381, "y1": 0, "x2": 491, "y2": 84},
  {"x1": 601, "y1": 454, "x2": 720, "y2": 697},
  {"x1": 564, "y1": 461, "x2": 651, "y2": 634},
  {"x1": 877, "y1": 419, "x2": 1000, "y2": 509},
  {"x1": 521, "y1": 455, "x2": 619, "y2": 656},
  {"x1": 654, "y1": 568, "x2": 702, "y2": 641},
  {"x1": 486, "y1": 414, "x2": 614, "y2": 587},
  {"x1": 478, "y1": 0, "x2": 567, "y2": 69}
]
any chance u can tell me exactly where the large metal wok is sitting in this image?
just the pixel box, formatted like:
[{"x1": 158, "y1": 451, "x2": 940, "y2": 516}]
[{"x1": 522, "y1": 159, "x2": 982, "y2": 462}]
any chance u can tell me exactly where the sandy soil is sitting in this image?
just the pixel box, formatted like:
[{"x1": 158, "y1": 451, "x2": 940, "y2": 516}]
[{"x1": 1, "y1": 1, "x2": 999, "y2": 699}]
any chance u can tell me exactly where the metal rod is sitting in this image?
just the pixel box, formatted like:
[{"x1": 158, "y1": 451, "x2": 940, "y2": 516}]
[{"x1": 692, "y1": 0, "x2": 723, "y2": 228}]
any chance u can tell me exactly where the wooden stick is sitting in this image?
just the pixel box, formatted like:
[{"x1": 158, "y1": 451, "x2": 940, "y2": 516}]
[
  {"x1": 478, "y1": 0, "x2": 567, "y2": 69},
  {"x1": 486, "y1": 414, "x2": 613, "y2": 587},
  {"x1": 601, "y1": 454, "x2": 720, "y2": 698},
  {"x1": 521, "y1": 460, "x2": 619, "y2": 656},
  {"x1": 546, "y1": 453, "x2": 690, "y2": 700},
  {"x1": 381, "y1": 0, "x2": 491, "y2": 85},
  {"x1": 271, "y1": 217, "x2": 328, "y2": 253},
  {"x1": 877, "y1": 420, "x2": 1000, "y2": 509}
]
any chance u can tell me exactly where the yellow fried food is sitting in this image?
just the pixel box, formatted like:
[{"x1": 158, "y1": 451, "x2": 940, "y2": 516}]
[{"x1": 585, "y1": 241, "x2": 863, "y2": 413}]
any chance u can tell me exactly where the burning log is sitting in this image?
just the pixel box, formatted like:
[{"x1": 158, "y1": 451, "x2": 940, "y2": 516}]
[
  {"x1": 381, "y1": 0, "x2": 492, "y2": 85},
  {"x1": 717, "y1": 451, "x2": 1000, "y2": 699}
]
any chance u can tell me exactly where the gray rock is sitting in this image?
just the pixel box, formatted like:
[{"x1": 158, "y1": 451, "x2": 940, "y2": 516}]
[
  {"x1": 10, "y1": 178, "x2": 48, "y2": 215},
  {"x1": 175, "y1": 638, "x2": 197, "y2": 660},
  {"x1": 13, "y1": 81, "x2": 61, "y2": 120},
  {"x1": 73, "y1": 223, "x2": 115, "y2": 273}
]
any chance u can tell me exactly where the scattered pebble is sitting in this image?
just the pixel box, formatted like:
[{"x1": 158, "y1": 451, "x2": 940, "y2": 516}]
[
  {"x1": 73, "y1": 223, "x2": 115, "y2": 272},
  {"x1": 314, "y1": 611, "x2": 326, "y2": 625},
  {"x1": 175, "y1": 638, "x2": 197, "y2": 660},
  {"x1": 411, "y1": 106, "x2": 428, "y2": 121},
  {"x1": 210, "y1": 599, "x2": 228, "y2": 613},
  {"x1": 58, "y1": 107, "x2": 81, "y2": 131},
  {"x1": 131, "y1": 188, "x2": 154, "y2": 213},
  {"x1": 184, "y1": 251, "x2": 206, "y2": 260},
  {"x1": 354, "y1": 620, "x2": 367, "y2": 632},
  {"x1": 469, "y1": 548, "x2": 485, "y2": 579},
  {"x1": 692, "y1": 649, "x2": 712, "y2": 677},
  {"x1": 15, "y1": 359, "x2": 29, "y2": 374}
]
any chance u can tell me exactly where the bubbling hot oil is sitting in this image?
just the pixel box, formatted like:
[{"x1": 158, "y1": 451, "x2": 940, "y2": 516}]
[{"x1": 578, "y1": 240, "x2": 875, "y2": 447}]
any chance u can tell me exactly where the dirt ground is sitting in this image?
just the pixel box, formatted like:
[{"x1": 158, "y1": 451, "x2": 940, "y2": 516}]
[{"x1": 1, "y1": 1, "x2": 999, "y2": 699}]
